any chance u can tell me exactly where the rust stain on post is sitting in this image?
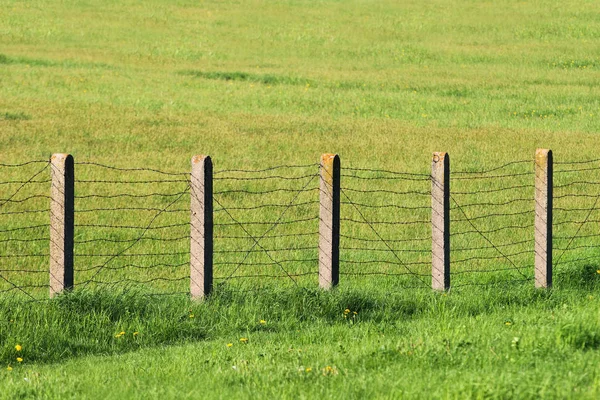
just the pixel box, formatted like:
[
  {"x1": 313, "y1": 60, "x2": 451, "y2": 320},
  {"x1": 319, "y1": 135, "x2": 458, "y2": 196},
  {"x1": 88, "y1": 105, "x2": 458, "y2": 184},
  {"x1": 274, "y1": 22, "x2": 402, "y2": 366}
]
[
  {"x1": 190, "y1": 155, "x2": 213, "y2": 299},
  {"x1": 431, "y1": 152, "x2": 450, "y2": 291},
  {"x1": 535, "y1": 148, "x2": 552, "y2": 288},
  {"x1": 319, "y1": 153, "x2": 340, "y2": 289},
  {"x1": 50, "y1": 153, "x2": 74, "y2": 297}
]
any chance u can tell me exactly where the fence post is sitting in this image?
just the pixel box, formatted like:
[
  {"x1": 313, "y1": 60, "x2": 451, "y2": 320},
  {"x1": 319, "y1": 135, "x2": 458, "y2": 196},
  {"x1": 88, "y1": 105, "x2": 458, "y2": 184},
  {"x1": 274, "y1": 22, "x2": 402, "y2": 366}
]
[
  {"x1": 535, "y1": 148, "x2": 552, "y2": 288},
  {"x1": 432, "y1": 152, "x2": 450, "y2": 291},
  {"x1": 319, "y1": 154, "x2": 340, "y2": 289},
  {"x1": 49, "y1": 154, "x2": 74, "y2": 297},
  {"x1": 190, "y1": 155, "x2": 213, "y2": 299}
]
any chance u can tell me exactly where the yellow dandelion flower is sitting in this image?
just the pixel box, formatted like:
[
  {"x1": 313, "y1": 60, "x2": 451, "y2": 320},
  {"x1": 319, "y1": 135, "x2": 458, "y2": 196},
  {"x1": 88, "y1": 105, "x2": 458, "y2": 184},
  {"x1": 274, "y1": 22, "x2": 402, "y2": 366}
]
[
  {"x1": 596, "y1": 270, "x2": 600, "y2": 274},
  {"x1": 133, "y1": 332, "x2": 139, "y2": 337},
  {"x1": 344, "y1": 309, "x2": 350, "y2": 315},
  {"x1": 259, "y1": 320, "x2": 266, "y2": 325},
  {"x1": 16, "y1": 357, "x2": 23, "y2": 363},
  {"x1": 226, "y1": 343, "x2": 233, "y2": 348},
  {"x1": 505, "y1": 321, "x2": 512, "y2": 326},
  {"x1": 189, "y1": 314, "x2": 195, "y2": 318},
  {"x1": 305, "y1": 367, "x2": 312, "y2": 373},
  {"x1": 6, "y1": 365, "x2": 12, "y2": 371},
  {"x1": 240, "y1": 337, "x2": 248, "y2": 344},
  {"x1": 353, "y1": 311, "x2": 358, "y2": 315},
  {"x1": 15, "y1": 344, "x2": 22, "y2": 352}
]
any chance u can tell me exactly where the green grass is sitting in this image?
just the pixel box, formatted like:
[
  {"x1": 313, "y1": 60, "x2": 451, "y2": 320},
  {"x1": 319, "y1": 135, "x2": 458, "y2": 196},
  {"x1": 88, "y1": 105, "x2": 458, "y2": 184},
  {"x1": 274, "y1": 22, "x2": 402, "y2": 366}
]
[{"x1": 2, "y1": 0, "x2": 600, "y2": 397}]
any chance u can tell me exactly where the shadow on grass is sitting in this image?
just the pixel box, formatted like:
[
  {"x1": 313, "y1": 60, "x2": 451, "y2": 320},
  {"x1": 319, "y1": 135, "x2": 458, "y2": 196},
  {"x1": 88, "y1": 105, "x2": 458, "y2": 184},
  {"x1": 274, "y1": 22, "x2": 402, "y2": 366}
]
[{"x1": 0, "y1": 267, "x2": 598, "y2": 365}]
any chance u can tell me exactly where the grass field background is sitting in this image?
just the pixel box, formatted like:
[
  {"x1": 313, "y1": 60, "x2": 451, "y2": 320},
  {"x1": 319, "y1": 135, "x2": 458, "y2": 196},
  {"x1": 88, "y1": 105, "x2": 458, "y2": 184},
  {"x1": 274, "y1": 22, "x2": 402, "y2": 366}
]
[{"x1": 2, "y1": 0, "x2": 600, "y2": 398}]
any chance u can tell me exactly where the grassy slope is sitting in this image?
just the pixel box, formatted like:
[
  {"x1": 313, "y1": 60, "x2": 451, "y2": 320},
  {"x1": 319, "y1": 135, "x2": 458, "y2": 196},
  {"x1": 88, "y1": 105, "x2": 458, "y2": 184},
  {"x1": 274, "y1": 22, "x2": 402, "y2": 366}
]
[{"x1": 2, "y1": 0, "x2": 600, "y2": 397}]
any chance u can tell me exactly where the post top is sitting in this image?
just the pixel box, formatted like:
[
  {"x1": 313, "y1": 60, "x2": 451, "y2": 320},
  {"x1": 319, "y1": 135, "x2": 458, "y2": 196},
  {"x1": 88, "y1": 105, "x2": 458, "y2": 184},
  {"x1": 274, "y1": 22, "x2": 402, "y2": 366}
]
[
  {"x1": 50, "y1": 154, "x2": 73, "y2": 163},
  {"x1": 321, "y1": 153, "x2": 339, "y2": 163},
  {"x1": 191, "y1": 155, "x2": 211, "y2": 165},
  {"x1": 432, "y1": 152, "x2": 448, "y2": 163}
]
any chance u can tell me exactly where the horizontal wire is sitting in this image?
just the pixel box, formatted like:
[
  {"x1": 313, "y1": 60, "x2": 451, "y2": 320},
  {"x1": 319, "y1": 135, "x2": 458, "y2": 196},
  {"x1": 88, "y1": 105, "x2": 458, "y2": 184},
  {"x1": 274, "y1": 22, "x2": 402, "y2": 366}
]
[
  {"x1": 340, "y1": 259, "x2": 429, "y2": 266},
  {"x1": 342, "y1": 188, "x2": 430, "y2": 196},
  {"x1": 553, "y1": 244, "x2": 600, "y2": 251},
  {"x1": 554, "y1": 232, "x2": 600, "y2": 240},
  {"x1": 340, "y1": 201, "x2": 429, "y2": 210},
  {"x1": 80, "y1": 277, "x2": 189, "y2": 285},
  {"x1": 340, "y1": 173, "x2": 430, "y2": 182},
  {"x1": 344, "y1": 271, "x2": 429, "y2": 277},
  {"x1": 453, "y1": 160, "x2": 532, "y2": 175},
  {"x1": 214, "y1": 246, "x2": 315, "y2": 254},
  {"x1": 214, "y1": 164, "x2": 318, "y2": 174},
  {"x1": 214, "y1": 259, "x2": 318, "y2": 266},
  {"x1": 214, "y1": 200, "x2": 319, "y2": 212},
  {"x1": 453, "y1": 210, "x2": 532, "y2": 222},
  {"x1": 0, "y1": 284, "x2": 49, "y2": 294},
  {"x1": 75, "y1": 236, "x2": 189, "y2": 244},
  {"x1": 0, "y1": 237, "x2": 49, "y2": 243},
  {"x1": 214, "y1": 272, "x2": 315, "y2": 279},
  {"x1": 75, "y1": 207, "x2": 188, "y2": 213},
  {"x1": 453, "y1": 239, "x2": 532, "y2": 251},
  {"x1": 451, "y1": 277, "x2": 533, "y2": 288},
  {"x1": 76, "y1": 191, "x2": 187, "y2": 199},
  {"x1": 0, "y1": 269, "x2": 47, "y2": 273},
  {"x1": 341, "y1": 217, "x2": 429, "y2": 225},
  {"x1": 452, "y1": 266, "x2": 531, "y2": 275},
  {"x1": 554, "y1": 219, "x2": 600, "y2": 226},
  {"x1": 554, "y1": 193, "x2": 600, "y2": 199},
  {"x1": 340, "y1": 233, "x2": 430, "y2": 243},
  {"x1": 0, "y1": 179, "x2": 50, "y2": 185},
  {"x1": 74, "y1": 222, "x2": 188, "y2": 230},
  {"x1": 214, "y1": 216, "x2": 318, "y2": 227},
  {"x1": 214, "y1": 187, "x2": 317, "y2": 196},
  {"x1": 452, "y1": 172, "x2": 532, "y2": 180},
  {"x1": 0, "y1": 194, "x2": 51, "y2": 203},
  {"x1": 554, "y1": 255, "x2": 600, "y2": 265},
  {"x1": 214, "y1": 173, "x2": 317, "y2": 181},
  {"x1": 555, "y1": 181, "x2": 600, "y2": 189},
  {"x1": 215, "y1": 231, "x2": 318, "y2": 240},
  {"x1": 0, "y1": 254, "x2": 49, "y2": 258},
  {"x1": 76, "y1": 262, "x2": 188, "y2": 272},
  {"x1": 454, "y1": 198, "x2": 531, "y2": 208},
  {"x1": 342, "y1": 246, "x2": 430, "y2": 253},
  {"x1": 76, "y1": 179, "x2": 188, "y2": 184},
  {"x1": 75, "y1": 161, "x2": 187, "y2": 176},
  {"x1": 0, "y1": 160, "x2": 49, "y2": 168},
  {"x1": 0, "y1": 224, "x2": 47, "y2": 233},
  {"x1": 343, "y1": 166, "x2": 430, "y2": 177},
  {"x1": 452, "y1": 249, "x2": 531, "y2": 264},
  {"x1": 0, "y1": 208, "x2": 50, "y2": 216},
  {"x1": 75, "y1": 251, "x2": 188, "y2": 258},
  {"x1": 555, "y1": 158, "x2": 600, "y2": 166},
  {"x1": 451, "y1": 223, "x2": 534, "y2": 236},
  {"x1": 453, "y1": 184, "x2": 533, "y2": 195},
  {"x1": 554, "y1": 206, "x2": 600, "y2": 212}
]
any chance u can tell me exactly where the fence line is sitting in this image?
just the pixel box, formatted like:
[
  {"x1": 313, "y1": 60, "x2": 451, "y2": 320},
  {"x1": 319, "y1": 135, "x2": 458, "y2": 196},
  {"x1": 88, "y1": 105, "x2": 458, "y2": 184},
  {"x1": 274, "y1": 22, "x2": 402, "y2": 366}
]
[{"x1": 2, "y1": 149, "x2": 600, "y2": 301}]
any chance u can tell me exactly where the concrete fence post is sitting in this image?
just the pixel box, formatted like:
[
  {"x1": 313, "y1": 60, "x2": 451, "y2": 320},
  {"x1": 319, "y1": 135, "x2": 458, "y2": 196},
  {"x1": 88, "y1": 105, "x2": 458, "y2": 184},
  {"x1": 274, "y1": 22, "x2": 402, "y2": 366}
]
[
  {"x1": 432, "y1": 152, "x2": 450, "y2": 291},
  {"x1": 319, "y1": 154, "x2": 340, "y2": 289},
  {"x1": 49, "y1": 153, "x2": 74, "y2": 297},
  {"x1": 190, "y1": 155, "x2": 213, "y2": 299},
  {"x1": 535, "y1": 149, "x2": 552, "y2": 288}
]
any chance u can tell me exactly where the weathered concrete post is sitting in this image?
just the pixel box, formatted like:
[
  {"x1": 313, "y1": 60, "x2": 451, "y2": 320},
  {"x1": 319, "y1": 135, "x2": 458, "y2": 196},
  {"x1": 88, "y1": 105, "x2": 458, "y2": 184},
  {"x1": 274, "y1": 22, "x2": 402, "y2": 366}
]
[
  {"x1": 432, "y1": 152, "x2": 450, "y2": 291},
  {"x1": 190, "y1": 155, "x2": 213, "y2": 299},
  {"x1": 535, "y1": 149, "x2": 552, "y2": 288},
  {"x1": 50, "y1": 154, "x2": 74, "y2": 297},
  {"x1": 319, "y1": 154, "x2": 340, "y2": 289}
]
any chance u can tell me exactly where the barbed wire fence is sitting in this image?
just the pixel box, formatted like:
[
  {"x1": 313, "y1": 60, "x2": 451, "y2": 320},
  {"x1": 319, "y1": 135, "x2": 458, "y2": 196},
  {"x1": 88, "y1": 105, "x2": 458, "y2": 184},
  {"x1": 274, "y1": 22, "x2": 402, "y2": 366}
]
[{"x1": 1, "y1": 149, "x2": 599, "y2": 302}]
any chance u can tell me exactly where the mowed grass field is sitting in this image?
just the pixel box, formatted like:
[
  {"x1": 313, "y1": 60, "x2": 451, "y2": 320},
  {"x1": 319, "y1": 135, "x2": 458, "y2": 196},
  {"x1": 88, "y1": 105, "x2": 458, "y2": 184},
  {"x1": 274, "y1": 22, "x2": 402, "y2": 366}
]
[{"x1": 2, "y1": 0, "x2": 600, "y2": 398}]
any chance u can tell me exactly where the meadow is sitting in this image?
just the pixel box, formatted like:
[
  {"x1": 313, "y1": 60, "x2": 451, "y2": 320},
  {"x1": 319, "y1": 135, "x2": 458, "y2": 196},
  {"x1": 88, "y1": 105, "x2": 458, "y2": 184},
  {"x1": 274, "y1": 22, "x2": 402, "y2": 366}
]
[{"x1": 1, "y1": 0, "x2": 600, "y2": 398}]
